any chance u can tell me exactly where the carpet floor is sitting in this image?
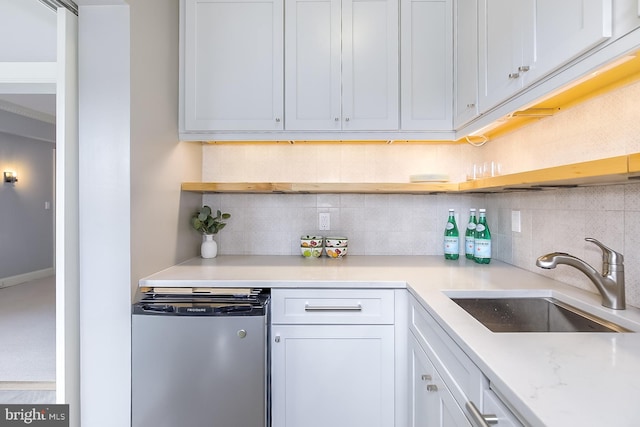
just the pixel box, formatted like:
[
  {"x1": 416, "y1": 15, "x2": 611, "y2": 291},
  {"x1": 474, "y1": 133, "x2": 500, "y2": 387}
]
[{"x1": 0, "y1": 275, "x2": 55, "y2": 383}]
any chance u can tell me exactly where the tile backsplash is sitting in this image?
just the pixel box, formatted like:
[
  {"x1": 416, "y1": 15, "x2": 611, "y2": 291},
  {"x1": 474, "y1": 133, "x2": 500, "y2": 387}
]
[
  {"x1": 205, "y1": 181, "x2": 640, "y2": 308},
  {"x1": 201, "y1": 79, "x2": 640, "y2": 308}
]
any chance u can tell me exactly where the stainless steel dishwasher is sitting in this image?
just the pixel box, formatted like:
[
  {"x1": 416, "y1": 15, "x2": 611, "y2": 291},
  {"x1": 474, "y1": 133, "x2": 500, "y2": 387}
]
[{"x1": 131, "y1": 287, "x2": 270, "y2": 427}]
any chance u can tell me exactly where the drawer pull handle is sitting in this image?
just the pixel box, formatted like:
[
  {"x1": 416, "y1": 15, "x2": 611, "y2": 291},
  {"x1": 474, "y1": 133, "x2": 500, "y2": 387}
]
[
  {"x1": 466, "y1": 401, "x2": 498, "y2": 426},
  {"x1": 304, "y1": 304, "x2": 363, "y2": 312},
  {"x1": 426, "y1": 384, "x2": 438, "y2": 392}
]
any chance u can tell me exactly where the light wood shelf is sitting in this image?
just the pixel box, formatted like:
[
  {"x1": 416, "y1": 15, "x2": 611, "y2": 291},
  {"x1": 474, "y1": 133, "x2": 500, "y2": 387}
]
[
  {"x1": 182, "y1": 154, "x2": 639, "y2": 194},
  {"x1": 181, "y1": 182, "x2": 459, "y2": 194}
]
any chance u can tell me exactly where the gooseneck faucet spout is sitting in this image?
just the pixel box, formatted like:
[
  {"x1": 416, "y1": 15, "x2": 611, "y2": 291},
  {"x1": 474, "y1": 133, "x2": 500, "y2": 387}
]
[{"x1": 536, "y1": 238, "x2": 625, "y2": 310}]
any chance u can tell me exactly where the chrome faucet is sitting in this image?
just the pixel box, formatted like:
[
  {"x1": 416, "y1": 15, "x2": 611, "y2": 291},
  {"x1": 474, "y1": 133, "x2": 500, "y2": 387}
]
[{"x1": 536, "y1": 238, "x2": 625, "y2": 310}]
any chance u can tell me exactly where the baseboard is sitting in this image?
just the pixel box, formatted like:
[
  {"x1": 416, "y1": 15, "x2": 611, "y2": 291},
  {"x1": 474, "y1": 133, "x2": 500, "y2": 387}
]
[
  {"x1": 0, "y1": 382, "x2": 56, "y2": 391},
  {"x1": 0, "y1": 268, "x2": 55, "y2": 289}
]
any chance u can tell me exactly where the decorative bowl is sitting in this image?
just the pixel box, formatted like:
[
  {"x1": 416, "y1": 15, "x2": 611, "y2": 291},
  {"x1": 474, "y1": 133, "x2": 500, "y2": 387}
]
[
  {"x1": 325, "y1": 237, "x2": 348, "y2": 247},
  {"x1": 325, "y1": 246, "x2": 348, "y2": 258},
  {"x1": 301, "y1": 235, "x2": 324, "y2": 248},
  {"x1": 301, "y1": 246, "x2": 323, "y2": 258}
]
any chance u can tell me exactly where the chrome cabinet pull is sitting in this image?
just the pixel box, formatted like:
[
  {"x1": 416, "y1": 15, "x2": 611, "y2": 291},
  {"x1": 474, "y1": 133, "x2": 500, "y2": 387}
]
[
  {"x1": 518, "y1": 65, "x2": 530, "y2": 72},
  {"x1": 304, "y1": 304, "x2": 362, "y2": 312},
  {"x1": 466, "y1": 401, "x2": 498, "y2": 426},
  {"x1": 508, "y1": 72, "x2": 520, "y2": 79},
  {"x1": 275, "y1": 117, "x2": 281, "y2": 122},
  {"x1": 426, "y1": 384, "x2": 438, "y2": 392},
  {"x1": 274, "y1": 335, "x2": 281, "y2": 343},
  {"x1": 421, "y1": 374, "x2": 432, "y2": 381}
]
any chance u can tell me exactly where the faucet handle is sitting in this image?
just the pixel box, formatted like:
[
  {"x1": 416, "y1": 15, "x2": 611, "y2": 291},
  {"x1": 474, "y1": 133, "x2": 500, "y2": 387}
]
[{"x1": 585, "y1": 238, "x2": 624, "y2": 265}]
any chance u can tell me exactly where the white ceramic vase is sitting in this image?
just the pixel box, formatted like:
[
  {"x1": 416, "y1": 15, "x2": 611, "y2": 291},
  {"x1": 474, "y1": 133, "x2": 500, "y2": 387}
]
[{"x1": 201, "y1": 234, "x2": 218, "y2": 258}]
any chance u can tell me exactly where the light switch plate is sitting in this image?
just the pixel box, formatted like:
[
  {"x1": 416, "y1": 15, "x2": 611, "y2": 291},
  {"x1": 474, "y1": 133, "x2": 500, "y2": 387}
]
[{"x1": 511, "y1": 210, "x2": 521, "y2": 233}]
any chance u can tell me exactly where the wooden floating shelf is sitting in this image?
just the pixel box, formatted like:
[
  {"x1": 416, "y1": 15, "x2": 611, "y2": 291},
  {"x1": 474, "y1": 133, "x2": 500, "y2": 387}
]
[
  {"x1": 182, "y1": 154, "x2": 639, "y2": 194},
  {"x1": 181, "y1": 182, "x2": 459, "y2": 194}
]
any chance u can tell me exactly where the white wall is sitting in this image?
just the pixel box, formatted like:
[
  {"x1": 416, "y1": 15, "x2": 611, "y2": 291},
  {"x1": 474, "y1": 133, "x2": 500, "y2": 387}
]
[
  {"x1": 129, "y1": 0, "x2": 202, "y2": 292},
  {"x1": 78, "y1": 0, "x2": 202, "y2": 424},
  {"x1": 78, "y1": 5, "x2": 131, "y2": 427},
  {"x1": 0, "y1": 0, "x2": 56, "y2": 62},
  {"x1": 0, "y1": 130, "x2": 54, "y2": 282}
]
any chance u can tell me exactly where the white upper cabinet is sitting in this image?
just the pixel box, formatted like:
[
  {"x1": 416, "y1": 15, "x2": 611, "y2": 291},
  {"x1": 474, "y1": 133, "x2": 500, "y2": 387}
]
[
  {"x1": 181, "y1": 0, "x2": 283, "y2": 132},
  {"x1": 285, "y1": 0, "x2": 399, "y2": 131},
  {"x1": 527, "y1": 0, "x2": 613, "y2": 83},
  {"x1": 400, "y1": 0, "x2": 453, "y2": 130},
  {"x1": 453, "y1": 0, "x2": 478, "y2": 128},
  {"x1": 478, "y1": 0, "x2": 612, "y2": 112},
  {"x1": 478, "y1": 0, "x2": 534, "y2": 111}
]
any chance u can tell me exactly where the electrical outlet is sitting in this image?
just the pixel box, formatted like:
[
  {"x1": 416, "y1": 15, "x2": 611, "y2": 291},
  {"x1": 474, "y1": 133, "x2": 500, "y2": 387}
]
[
  {"x1": 511, "y1": 210, "x2": 521, "y2": 233},
  {"x1": 319, "y1": 213, "x2": 330, "y2": 231}
]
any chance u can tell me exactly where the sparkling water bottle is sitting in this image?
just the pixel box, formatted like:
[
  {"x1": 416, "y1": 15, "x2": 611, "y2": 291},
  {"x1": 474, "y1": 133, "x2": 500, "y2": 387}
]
[
  {"x1": 444, "y1": 209, "x2": 459, "y2": 260},
  {"x1": 465, "y1": 208, "x2": 477, "y2": 260},
  {"x1": 474, "y1": 209, "x2": 491, "y2": 264}
]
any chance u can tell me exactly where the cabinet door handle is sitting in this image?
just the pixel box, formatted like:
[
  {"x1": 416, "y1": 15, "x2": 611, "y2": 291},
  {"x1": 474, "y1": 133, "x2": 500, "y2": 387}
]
[
  {"x1": 304, "y1": 304, "x2": 362, "y2": 312},
  {"x1": 466, "y1": 103, "x2": 476, "y2": 108},
  {"x1": 345, "y1": 117, "x2": 350, "y2": 122},
  {"x1": 334, "y1": 117, "x2": 340, "y2": 121},
  {"x1": 275, "y1": 117, "x2": 281, "y2": 122},
  {"x1": 465, "y1": 401, "x2": 498, "y2": 426},
  {"x1": 421, "y1": 374, "x2": 432, "y2": 381},
  {"x1": 518, "y1": 65, "x2": 530, "y2": 72},
  {"x1": 508, "y1": 72, "x2": 520, "y2": 79},
  {"x1": 426, "y1": 384, "x2": 438, "y2": 392},
  {"x1": 274, "y1": 334, "x2": 281, "y2": 343}
]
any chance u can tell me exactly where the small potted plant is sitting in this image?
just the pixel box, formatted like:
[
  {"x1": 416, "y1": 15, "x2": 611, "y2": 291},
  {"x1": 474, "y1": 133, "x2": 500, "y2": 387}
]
[{"x1": 191, "y1": 205, "x2": 231, "y2": 258}]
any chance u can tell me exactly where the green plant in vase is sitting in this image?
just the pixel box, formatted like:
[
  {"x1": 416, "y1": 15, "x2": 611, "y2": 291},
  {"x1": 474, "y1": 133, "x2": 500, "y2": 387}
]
[{"x1": 191, "y1": 206, "x2": 231, "y2": 258}]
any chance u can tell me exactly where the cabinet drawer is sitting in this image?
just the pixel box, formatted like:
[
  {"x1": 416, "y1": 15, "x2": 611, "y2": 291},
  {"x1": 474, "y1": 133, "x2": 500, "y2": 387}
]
[
  {"x1": 482, "y1": 389, "x2": 524, "y2": 427},
  {"x1": 271, "y1": 289, "x2": 395, "y2": 324},
  {"x1": 409, "y1": 297, "x2": 483, "y2": 406}
]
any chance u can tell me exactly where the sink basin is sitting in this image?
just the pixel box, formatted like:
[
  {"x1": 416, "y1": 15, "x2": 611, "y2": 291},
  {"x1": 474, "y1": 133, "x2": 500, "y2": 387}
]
[{"x1": 450, "y1": 297, "x2": 631, "y2": 333}]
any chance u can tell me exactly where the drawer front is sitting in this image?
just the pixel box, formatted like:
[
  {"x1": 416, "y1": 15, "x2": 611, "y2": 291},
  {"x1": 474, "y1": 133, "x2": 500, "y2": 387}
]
[
  {"x1": 409, "y1": 297, "x2": 483, "y2": 406},
  {"x1": 483, "y1": 389, "x2": 524, "y2": 427},
  {"x1": 271, "y1": 289, "x2": 395, "y2": 324}
]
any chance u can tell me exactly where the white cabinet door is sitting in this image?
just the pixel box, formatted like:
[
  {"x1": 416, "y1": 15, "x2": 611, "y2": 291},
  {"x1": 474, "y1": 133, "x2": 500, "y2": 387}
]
[
  {"x1": 342, "y1": 0, "x2": 399, "y2": 130},
  {"x1": 285, "y1": 0, "x2": 399, "y2": 131},
  {"x1": 284, "y1": 0, "x2": 342, "y2": 130},
  {"x1": 453, "y1": 0, "x2": 478, "y2": 128},
  {"x1": 183, "y1": 0, "x2": 283, "y2": 131},
  {"x1": 479, "y1": 0, "x2": 612, "y2": 112},
  {"x1": 410, "y1": 334, "x2": 471, "y2": 427},
  {"x1": 478, "y1": 0, "x2": 532, "y2": 111},
  {"x1": 401, "y1": 0, "x2": 453, "y2": 130},
  {"x1": 271, "y1": 324, "x2": 395, "y2": 427},
  {"x1": 527, "y1": 0, "x2": 612, "y2": 84}
]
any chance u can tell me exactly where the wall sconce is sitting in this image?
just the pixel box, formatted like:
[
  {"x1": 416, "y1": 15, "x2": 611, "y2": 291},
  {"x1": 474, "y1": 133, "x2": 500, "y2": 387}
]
[{"x1": 4, "y1": 171, "x2": 18, "y2": 184}]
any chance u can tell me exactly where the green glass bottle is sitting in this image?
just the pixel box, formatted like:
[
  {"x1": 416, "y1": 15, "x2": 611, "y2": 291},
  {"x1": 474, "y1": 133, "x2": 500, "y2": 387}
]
[
  {"x1": 444, "y1": 209, "x2": 459, "y2": 260},
  {"x1": 465, "y1": 208, "x2": 477, "y2": 260},
  {"x1": 474, "y1": 208, "x2": 491, "y2": 264}
]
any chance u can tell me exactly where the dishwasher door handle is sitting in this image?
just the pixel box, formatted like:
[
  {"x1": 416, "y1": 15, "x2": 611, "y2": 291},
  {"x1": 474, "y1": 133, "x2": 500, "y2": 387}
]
[{"x1": 304, "y1": 303, "x2": 363, "y2": 312}]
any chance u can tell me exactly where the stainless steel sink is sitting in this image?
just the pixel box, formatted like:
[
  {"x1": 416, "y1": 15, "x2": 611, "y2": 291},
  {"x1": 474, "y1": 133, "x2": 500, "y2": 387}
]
[{"x1": 450, "y1": 297, "x2": 631, "y2": 333}]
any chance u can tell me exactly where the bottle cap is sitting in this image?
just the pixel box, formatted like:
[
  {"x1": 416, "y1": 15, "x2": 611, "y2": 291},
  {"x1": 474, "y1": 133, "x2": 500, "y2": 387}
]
[
  {"x1": 449, "y1": 208, "x2": 454, "y2": 212},
  {"x1": 470, "y1": 208, "x2": 476, "y2": 212},
  {"x1": 479, "y1": 208, "x2": 486, "y2": 212}
]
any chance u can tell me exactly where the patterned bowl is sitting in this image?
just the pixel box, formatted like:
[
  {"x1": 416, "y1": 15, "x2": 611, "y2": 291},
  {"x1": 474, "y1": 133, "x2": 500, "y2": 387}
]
[
  {"x1": 325, "y1": 246, "x2": 348, "y2": 258},
  {"x1": 325, "y1": 237, "x2": 348, "y2": 247},
  {"x1": 301, "y1": 235, "x2": 324, "y2": 248},
  {"x1": 301, "y1": 246, "x2": 323, "y2": 258}
]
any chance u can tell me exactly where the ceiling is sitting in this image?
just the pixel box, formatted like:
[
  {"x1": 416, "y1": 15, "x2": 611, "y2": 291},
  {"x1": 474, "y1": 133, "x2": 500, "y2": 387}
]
[{"x1": 0, "y1": 94, "x2": 56, "y2": 123}]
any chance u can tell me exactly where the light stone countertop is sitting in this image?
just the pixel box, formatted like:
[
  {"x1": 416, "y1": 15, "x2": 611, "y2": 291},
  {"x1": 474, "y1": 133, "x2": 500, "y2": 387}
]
[{"x1": 139, "y1": 255, "x2": 640, "y2": 426}]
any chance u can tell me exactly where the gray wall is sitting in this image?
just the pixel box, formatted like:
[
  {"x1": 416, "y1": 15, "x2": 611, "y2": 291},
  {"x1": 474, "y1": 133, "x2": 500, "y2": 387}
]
[{"x1": 0, "y1": 130, "x2": 54, "y2": 280}]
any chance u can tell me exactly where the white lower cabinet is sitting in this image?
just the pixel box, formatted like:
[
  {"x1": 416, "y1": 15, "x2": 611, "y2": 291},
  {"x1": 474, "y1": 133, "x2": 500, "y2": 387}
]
[
  {"x1": 270, "y1": 288, "x2": 399, "y2": 427},
  {"x1": 410, "y1": 334, "x2": 470, "y2": 427},
  {"x1": 408, "y1": 294, "x2": 524, "y2": 427}
]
